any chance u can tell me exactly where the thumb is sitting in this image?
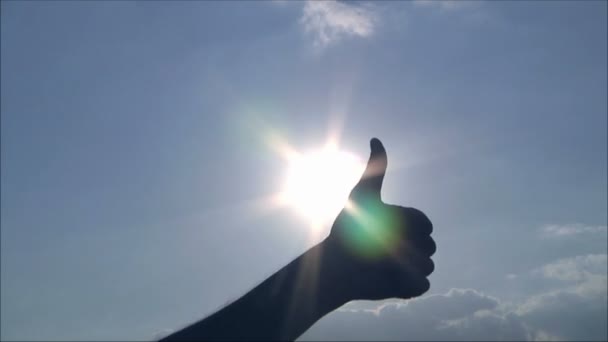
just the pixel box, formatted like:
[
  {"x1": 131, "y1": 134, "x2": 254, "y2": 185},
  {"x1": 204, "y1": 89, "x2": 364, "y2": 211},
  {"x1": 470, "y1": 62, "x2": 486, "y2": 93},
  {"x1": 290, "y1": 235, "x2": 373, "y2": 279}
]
[{"x1": 350, "y1": 138, "x2": 388, "y2": 202}]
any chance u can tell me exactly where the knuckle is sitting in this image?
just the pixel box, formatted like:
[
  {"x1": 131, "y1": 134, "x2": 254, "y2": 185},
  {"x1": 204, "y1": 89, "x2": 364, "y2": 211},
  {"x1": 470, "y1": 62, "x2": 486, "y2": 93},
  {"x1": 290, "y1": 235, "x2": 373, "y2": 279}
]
[
  {"x1": 417, "y1": 277, "x2": 431, "y2": 295},
  {"x1": 402, "y1": 207, "x2": 433, "y2": 235},
  {"x1": 424, "y1": 258, "x2": 435, "y2": 276},
  {"x1": 405, "y1": 235, "x2": 436, "y2": 257},
  {"x1": 427, "y1": 237, "x2": 437, "y2": 256}
]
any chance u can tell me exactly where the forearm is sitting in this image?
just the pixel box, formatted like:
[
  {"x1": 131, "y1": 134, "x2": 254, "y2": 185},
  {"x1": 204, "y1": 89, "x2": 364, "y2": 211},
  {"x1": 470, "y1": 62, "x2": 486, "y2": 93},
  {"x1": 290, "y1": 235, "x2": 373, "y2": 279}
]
[{"x1": 160, "y1": 241, "x2": 348, "y2": 341}]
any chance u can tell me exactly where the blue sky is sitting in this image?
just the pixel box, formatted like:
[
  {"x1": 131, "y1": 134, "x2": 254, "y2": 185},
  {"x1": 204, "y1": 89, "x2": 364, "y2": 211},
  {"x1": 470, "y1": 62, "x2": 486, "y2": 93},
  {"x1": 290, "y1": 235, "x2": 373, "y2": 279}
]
[{"x1": 1, "y1": 1, "x2": 606, "y2": 340}]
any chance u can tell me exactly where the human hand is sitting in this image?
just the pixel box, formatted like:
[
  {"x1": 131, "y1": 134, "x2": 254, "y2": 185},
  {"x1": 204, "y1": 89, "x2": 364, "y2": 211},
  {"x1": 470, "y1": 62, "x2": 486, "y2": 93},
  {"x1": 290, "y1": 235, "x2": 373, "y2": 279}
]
[
  {"x1": 158, "y1": 138, "x2": 435, "y2": 342},
  {"x1": 322, "y1": 138, "x2": 436, "y2": 302}
]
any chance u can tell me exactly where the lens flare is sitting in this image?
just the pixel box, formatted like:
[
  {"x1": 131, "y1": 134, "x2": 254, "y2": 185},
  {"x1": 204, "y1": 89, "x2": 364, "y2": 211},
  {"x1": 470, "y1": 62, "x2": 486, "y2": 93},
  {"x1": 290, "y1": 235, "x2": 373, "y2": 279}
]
[
  {"x1": 280, "y1": 145, "x2": 365, "y2": 227},
  {"x1": 338, "y1": 199, "x2": 401, "y2": 259}
]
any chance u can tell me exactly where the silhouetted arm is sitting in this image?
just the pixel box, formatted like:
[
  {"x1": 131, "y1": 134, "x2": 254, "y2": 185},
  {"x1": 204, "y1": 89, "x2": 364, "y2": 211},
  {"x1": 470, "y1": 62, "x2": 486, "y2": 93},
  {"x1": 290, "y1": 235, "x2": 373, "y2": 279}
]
[
  {"x1": 159, "y1": 242, "x2": 348, "y2": 341},
  {"x1": 159, "y1": 138, "x2": 436, "y2": 341}
]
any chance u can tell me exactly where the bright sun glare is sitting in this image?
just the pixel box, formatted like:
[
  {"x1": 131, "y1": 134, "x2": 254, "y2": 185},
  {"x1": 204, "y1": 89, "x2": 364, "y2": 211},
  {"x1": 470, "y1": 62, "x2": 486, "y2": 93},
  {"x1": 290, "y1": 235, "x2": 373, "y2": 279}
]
[{"x1": 280, "y1": 144, "x2": 365, "y2": 227}]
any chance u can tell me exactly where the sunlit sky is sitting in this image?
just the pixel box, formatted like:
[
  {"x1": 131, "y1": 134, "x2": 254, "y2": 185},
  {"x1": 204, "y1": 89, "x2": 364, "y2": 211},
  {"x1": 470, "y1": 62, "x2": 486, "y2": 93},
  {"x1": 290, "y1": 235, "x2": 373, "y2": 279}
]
[{"x1": 1, "y1": 1, "x2": 606, "y2": 341}]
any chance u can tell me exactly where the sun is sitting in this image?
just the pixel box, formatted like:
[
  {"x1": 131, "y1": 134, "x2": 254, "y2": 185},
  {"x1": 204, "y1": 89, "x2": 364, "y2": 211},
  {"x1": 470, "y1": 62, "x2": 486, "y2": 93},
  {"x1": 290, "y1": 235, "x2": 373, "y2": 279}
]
[{"x1": 280, "y1": 144, "x2": 365, "y2": 227}]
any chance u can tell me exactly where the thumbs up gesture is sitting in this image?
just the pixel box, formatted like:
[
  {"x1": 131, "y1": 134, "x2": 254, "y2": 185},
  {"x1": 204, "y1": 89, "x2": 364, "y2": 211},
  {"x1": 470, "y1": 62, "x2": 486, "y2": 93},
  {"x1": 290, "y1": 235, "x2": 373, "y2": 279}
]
[{"x1": 324, "y1": 138, "x2": 436, "y2": 302}]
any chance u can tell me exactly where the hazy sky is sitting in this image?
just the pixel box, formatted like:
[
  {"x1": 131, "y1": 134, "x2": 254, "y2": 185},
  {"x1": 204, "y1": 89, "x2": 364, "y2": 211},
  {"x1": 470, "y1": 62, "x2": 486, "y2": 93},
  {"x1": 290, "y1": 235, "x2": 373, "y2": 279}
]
[{"x1": 1, "y1": 1, "x2": 606, "y2": 341}]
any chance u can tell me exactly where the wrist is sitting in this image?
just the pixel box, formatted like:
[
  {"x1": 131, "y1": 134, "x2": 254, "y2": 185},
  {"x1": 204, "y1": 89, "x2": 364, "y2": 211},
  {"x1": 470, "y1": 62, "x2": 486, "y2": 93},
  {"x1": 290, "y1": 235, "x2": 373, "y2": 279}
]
[{"x1": 313, "y1": 239, "x2": 353, "y2": 311}]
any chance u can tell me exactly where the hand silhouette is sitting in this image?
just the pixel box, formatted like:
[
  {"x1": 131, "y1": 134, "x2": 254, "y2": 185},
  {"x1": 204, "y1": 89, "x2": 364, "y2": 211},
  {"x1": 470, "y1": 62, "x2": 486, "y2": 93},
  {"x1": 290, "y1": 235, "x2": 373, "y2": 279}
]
[
  {"x1": 324, "y1": 138, "x2": 436, "y2": 302},
  {"x1": 159, "y1": 138, "x2": 436, "y2": 342}
]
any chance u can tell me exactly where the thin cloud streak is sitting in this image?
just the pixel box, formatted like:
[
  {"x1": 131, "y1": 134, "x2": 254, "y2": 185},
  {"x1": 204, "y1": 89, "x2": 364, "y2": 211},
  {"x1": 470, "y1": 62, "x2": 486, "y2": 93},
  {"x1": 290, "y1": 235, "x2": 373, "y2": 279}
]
[{"x1": 541, "y1": 223, "x2": 608, "y2": 238}]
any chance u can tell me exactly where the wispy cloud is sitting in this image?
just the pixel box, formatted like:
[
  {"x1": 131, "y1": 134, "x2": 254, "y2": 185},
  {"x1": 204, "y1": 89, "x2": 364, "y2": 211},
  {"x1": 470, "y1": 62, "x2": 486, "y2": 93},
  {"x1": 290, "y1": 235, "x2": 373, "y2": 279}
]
[
  {"x1": 540, "y1": 223, "x2": 608, "y2": 238},
  {"x1": 300, "y1": 1, "x2": 377, "y2": 49}
]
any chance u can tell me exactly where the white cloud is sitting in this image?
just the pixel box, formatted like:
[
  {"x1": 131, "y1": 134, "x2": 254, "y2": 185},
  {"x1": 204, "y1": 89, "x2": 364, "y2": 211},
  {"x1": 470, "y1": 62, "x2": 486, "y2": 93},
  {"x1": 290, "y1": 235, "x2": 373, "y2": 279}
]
[
  {"x1": 412, "y1": 0, "x2": 479, "y2": 11},
  {"x1": 438, "y1": 309, "x2": 536, "y2": 341},
  {"x1": 513, "y1": 254, "x2": 608, "y2": 340},
  {"x1": 300, "y1": 1, "x2": 377, "y2": 48},
  {"x1": 540, "y1": 223, "x2": 608, "y2": 238},
  {"x1": 536, "y1": 254, "x2": 607, "y2": 282},
  {"x1": 299, "y1": 254, "x2": 608, "y2": 341},
  {"x1": 300, "y1": 288, "x2": 531, "y2": 341},
  {"x1": 516, "y1": 287, "x2": 607, "y2": 341}
]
